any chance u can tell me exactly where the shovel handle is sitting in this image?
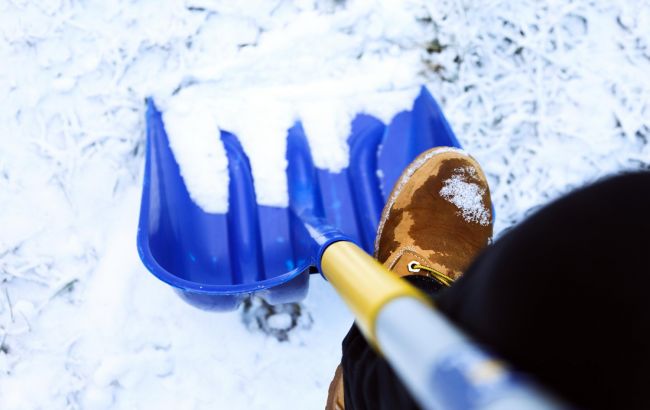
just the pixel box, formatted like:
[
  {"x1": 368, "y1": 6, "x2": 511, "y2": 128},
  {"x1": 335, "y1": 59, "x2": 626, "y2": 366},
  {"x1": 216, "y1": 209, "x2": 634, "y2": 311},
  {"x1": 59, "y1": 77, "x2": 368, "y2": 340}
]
[
  {"x1": 320, "y1": 240, "x2": 430, "y2": 345},
  {"x1": 320, "y1": 241, "x2": 562, "y2": 410}
]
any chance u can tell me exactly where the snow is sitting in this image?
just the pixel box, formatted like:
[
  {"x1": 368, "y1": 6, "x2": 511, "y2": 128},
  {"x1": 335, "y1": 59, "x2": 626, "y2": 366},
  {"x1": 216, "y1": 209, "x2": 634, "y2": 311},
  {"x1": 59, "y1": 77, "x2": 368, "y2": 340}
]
[
  {"x1": 267, "y1": 313, "x2": 294, "y2": 331},
  {"x1": 440, "y1": 167, "x2": 491, "y2": 226},
  {"x1": 158, "y1": 5, "x2": 425, "y2": 209},
  {"x1": 162, "y1": 104, "x2": 230, "y2": 213},
  {"x1": 0, "y1": 0, "x2": 648, "y2": 409}
]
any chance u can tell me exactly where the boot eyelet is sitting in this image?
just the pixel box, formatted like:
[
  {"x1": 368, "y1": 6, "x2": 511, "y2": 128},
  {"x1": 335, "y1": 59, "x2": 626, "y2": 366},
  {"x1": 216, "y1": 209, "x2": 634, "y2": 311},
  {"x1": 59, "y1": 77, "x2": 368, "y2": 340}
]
[{"x1": 407, "y1": 261, "x2": 420, "y2": 272}]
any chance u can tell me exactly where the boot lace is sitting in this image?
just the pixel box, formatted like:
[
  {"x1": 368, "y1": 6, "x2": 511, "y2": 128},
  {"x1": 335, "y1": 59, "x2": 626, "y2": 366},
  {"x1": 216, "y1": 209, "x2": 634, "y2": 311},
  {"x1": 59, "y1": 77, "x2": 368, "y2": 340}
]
[{"x1": 407, "y1": 261, "x2": 455, "y2": 287}]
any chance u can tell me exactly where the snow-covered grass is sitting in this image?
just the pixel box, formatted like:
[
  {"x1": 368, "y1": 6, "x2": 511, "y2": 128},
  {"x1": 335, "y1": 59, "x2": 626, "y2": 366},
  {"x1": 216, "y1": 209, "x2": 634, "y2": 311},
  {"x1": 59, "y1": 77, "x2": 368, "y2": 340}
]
[
  {"x1": 0, "y1": 0, "x2": 648, "y2": 409},
  {"x1": 422, "y1": 0, "x2": 650, "y2": 232}
]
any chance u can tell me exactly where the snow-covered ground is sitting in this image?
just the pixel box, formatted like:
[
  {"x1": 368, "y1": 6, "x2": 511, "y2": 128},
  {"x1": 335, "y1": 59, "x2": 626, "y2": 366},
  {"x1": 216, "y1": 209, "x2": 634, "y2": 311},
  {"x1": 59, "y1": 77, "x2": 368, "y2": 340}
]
[{"x1": 0, "y1": 0, "x2": 648, "y2": 409}]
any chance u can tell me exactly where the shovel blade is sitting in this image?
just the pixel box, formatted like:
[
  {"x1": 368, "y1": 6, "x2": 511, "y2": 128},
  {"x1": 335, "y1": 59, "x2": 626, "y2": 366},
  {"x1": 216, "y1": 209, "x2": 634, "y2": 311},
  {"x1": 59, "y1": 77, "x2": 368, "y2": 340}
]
[{"x1": 137, "y1": 87, "x2": 462, "y2": 311}]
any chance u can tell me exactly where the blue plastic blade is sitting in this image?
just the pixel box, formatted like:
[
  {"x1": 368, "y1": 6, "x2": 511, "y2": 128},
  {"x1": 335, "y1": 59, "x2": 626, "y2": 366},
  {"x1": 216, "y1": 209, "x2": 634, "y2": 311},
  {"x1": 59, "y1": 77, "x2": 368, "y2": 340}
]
[{"x1": 137, "y1": 87, "x2": 463, "y2": 311}]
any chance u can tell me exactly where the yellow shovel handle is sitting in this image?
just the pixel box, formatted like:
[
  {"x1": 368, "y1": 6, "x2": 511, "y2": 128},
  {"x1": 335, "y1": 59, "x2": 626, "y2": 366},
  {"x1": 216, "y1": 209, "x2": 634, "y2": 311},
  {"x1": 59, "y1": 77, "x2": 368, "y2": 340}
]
[{"x1": 320, "y1": 241, "x2": 431, "y2": 346}]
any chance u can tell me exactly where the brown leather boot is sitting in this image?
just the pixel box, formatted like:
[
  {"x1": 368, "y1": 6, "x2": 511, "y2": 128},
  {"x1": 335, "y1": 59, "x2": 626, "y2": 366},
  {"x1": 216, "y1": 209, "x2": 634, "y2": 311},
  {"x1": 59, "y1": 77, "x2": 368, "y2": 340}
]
[
  {"x1": 325, "y1": 147, "x2": 493, "y2": 410},
  {"x1": 325, "y1": 364, "x2": 345, "y2": 410},
  {"x1": 375, "y1": 146, "x2": 493, "y2": 279}
]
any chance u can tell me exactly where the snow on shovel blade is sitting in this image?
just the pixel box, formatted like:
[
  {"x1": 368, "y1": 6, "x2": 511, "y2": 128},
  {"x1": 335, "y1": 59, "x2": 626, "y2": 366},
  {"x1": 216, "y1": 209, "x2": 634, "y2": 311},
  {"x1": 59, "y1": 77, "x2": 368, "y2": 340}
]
[{"x1": 137, "y1": 87, "x2": 462, "y2": 311}]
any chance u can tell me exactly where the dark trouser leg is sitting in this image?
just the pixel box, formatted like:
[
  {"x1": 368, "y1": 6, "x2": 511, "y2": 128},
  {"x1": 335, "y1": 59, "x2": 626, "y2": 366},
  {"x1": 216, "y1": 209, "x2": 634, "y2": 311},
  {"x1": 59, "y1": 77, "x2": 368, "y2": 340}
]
[
  {"x1": 341, "y1": 276, "x2": 443, "y2": 410},
  {"x1": 341, "y1": 172, "x2": 650, "y2": 409}
]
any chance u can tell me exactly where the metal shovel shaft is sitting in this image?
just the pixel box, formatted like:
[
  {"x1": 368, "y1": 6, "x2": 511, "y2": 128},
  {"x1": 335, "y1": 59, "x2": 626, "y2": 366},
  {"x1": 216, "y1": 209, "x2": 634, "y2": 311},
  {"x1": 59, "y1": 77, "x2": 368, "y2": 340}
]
[{"x1": 320, "y1": 241, "x2": 564, "y2": 410}]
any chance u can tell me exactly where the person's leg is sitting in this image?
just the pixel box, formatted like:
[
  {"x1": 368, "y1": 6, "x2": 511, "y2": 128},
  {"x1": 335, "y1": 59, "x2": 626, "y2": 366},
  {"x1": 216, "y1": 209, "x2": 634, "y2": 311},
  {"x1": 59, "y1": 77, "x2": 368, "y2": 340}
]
[
  {"x1": 340, "y1": 171, "x2": 650, "y2": 409},
  {"x1": 340, "y1": 276, "x2": 445, "y2": 410},
  {"x1": 435, "y1": 171, "x2": 650, "y2": 409},
  {"x1": 329, "y1": 147, "x2": 494, "y2": 410}
]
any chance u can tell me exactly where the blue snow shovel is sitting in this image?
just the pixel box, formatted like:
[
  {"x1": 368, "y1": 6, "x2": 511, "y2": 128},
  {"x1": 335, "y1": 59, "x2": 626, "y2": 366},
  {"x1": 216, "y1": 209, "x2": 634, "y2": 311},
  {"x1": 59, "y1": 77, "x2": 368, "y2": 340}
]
[{"x1": 137, "y1": 87, "x2": 563, "y2": 409}]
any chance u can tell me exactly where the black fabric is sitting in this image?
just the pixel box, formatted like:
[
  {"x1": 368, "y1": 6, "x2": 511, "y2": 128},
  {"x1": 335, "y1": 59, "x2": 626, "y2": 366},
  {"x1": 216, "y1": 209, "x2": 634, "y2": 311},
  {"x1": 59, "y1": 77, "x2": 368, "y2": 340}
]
[
  {"x1": 340, "y1": 171, "x2": 650, "y2": 410},
  {"x1": 341, "y1": 276, "x2": 444, "y2": 410}
]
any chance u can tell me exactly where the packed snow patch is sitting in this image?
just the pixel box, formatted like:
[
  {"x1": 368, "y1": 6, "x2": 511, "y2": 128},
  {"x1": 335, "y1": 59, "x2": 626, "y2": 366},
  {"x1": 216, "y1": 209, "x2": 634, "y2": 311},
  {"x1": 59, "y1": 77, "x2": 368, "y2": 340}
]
[
  {"x1": 162, "y1": 104, "x2": 229, "y2": 213},
  {"x1": 161, "y1": 85, "x2": 421, "y2": 212},
  {"x1": 440, "y1": 168, "x2": 490, "y2": 226},
  {"x1": 157, "y1": 1, "x2": 427, "y2": 211}
]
